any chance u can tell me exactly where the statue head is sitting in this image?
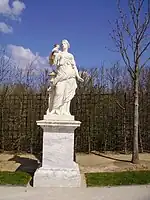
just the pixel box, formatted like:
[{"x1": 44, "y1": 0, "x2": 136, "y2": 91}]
[{"x1": 61, "y1": 39, "x2": 70, "y2": 51}]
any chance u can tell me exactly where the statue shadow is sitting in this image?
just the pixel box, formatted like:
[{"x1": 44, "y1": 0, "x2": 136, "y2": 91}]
[
  {"x1": 9, "y1": 155, "x2": 41, "y2": 187},
  {"x1": 91, "y1": 151, "x2": 131, "y2": 163}
]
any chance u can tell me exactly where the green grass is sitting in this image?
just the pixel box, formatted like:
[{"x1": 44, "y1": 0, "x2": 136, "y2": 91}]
[
  {"x1": 0, "y1": 171, "x2": 31, "y2": 186},
  {"x1": 85, "y1": 171, "x2": 150, "y2": 187}
]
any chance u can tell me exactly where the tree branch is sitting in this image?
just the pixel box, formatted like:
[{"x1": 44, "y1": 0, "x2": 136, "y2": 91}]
[
  {"x1": 137, "y1": 41, "x2": 150, "y2": 61},
  {"x1": 140, "y1": 57, "x2": 150, "y2": 70}
]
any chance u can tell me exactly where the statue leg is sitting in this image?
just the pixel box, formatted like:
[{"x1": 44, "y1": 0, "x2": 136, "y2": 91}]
[
  {"x1": 66, "y1": 101, "x2": 71, "y2": 115},
  {"x1": 50, "y1": 82, "x2": 65, "y2": 115},
  {"x1": 62, "y1": 101, "x2": 71, "y2": 115},
  {"x1": 61, "y1": 102, "x2": 67, "y2": 115},
  {"x1": 61, "y1": 78, "x2": 76, "y2": 115}
]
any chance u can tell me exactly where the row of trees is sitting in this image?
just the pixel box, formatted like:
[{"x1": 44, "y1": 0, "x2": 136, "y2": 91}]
[
  {"x1": 0, "y1": 89, "x2": 150, "y2": 154},
  {"x1": 0, "y1": 62, "x2": 150, "y2": 154}
]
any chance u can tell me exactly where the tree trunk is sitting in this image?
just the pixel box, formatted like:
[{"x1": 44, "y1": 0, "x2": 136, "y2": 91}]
[
  {"x1": 123, "y1": 93, "x2": 127, "y2": 154},
  {"x1": 132, "y1": 65, "x2": 139, "y2": 164},
  {"x1": 1, "y1": 107, "x2": 4, "y2": 152},
  {"x1": 139, "y1": 131, "x2": 143, "y2": 153}
]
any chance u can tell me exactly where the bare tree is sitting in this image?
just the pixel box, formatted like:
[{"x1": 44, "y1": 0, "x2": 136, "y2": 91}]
[
  {"x1": 38, "y1": 68, "x2": 49, "y2": 94},
  {"x1": 13, "y1": 55, "x2": 43, "y2": 93},
  {"x1": 110, "y1": 0, "x2": 150, "y2": 163},
  {"x1": 0, "y1": 48, "x2": 13, "y2": 151},
  {"x1": 0, "y1": 48, "x2": 12, "y2": 84}
]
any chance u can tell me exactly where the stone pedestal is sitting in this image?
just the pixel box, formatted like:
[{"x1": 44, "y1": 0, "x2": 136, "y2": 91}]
[{"x1": 33, "y1": 115, "x2": 81, "y2": 187}]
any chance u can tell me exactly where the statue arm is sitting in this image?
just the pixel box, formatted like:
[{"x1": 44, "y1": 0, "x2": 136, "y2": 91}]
[{"x1": 71, "y1": 56, "x2": 84, "y2": 82}]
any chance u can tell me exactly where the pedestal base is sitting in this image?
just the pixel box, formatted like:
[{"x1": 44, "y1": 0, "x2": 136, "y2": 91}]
[
  {"x1": 33, "y1": 116, "x2": 81, "y2": 187},
  {"x1": 44, "y1": 114, "x2": 75, "y2": 121},
  {"x1": 34, "y1": 163, "x2": 81, "y2": 187}
]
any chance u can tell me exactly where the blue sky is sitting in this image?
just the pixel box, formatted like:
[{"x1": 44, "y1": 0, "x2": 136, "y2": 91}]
[{"x1": 0, "y1": 0, "x2": 149, "y2": 70}]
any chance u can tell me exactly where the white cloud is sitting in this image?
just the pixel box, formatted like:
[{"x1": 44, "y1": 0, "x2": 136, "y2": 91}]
[
  {"x1": 0, "y1": 0, "x2": 25, "y2": 34},
  {"x1": 0, "y1": 22, "x2": 13, "y2": 33},
  {"x1": 0, "y1": 0, "x2": 26, "y2": 20},
  {"x1": 12, "y1": 0, "x2": 25, "y2": 16},
  {"x1": 7, "y1": 44, "x2": 49, "y2": 70}
]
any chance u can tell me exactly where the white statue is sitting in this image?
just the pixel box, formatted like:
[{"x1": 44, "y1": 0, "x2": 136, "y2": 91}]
[{"x1": 47, "y1": 39, "x2": 83, "y2": 116}]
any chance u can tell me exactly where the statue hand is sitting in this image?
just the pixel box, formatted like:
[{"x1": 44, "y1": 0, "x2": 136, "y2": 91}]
[{"x1": 77, "y1": 76, "x2": 84, "y2": 82}]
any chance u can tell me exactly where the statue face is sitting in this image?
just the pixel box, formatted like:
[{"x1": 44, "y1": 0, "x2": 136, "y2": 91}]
[{"x1": 61, "y1": 41, "x2": 68, "y2": 51}]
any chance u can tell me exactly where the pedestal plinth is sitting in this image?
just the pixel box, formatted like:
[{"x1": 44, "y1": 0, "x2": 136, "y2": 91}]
[{"x1": 33, "y1": 115, "x2": 81, "y2": 187}]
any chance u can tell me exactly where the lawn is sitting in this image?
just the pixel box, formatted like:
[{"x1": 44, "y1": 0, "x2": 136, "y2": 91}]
[
  {"x1": 0, "y1": 171, "x2": 31, "y2": 186},
  {"x1": 85, "y1": 171, "x2": 150, "y2": 187}
]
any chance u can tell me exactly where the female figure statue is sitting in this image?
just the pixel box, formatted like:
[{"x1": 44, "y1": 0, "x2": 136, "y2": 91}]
[{"x1": 48, "y1": 39, "x2": 83, "y2": 115}]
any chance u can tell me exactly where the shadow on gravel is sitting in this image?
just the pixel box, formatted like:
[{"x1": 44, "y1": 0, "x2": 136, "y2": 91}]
[
  {"x1": 9, "y1": 155, "x2": 40, "y2": 186},
  {"x1": 91, "y1": 151, "x2": 131, "y2": 163}
]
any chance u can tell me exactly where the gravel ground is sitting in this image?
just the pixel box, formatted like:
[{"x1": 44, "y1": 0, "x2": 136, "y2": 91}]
[
  {"x1": 1, "y1": 152, "x2": 150, "y2": 173},
  {"x1": 0, "y1": 153, "x2": 150, "y2": 200}
]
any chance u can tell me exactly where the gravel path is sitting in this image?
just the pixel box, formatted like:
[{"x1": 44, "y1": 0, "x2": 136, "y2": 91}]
[{"x1": 0, "y1": 185, "x2": 150, "y2": 200}]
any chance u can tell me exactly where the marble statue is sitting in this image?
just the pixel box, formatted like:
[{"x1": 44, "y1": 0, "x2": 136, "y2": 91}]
[
  {"x1": 34, "y1": 39, "x2": 82, "y2": 187},
  {"x1": 47, "y1": 39, "x2": 84, "y2": 116}
]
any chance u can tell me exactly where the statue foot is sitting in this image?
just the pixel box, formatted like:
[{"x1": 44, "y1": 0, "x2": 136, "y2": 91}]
[
  {"x1": 50, "y1": 110, "x2": 55, "y2": 114},
  {"x1": 62, "y1": 111, "x2": 71, "y2": 116},
  {"x1": 50, "y1": 109, "x2": 60, "y2": 115}
]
